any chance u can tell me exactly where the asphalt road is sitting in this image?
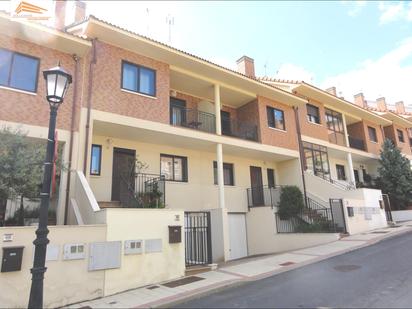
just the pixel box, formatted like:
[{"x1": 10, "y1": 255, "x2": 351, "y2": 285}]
[{"x1": 176, "y1": 231, "x2": 412, "y2": 308}]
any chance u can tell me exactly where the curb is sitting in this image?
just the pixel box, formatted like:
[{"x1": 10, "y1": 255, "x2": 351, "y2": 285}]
[{"x1": 154, "y1": 226, "x2": 412, "y2": 308}]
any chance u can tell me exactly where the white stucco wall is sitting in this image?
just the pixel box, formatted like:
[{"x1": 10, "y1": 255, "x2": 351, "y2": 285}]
[
  {"x1": 0, "y1": 209, "x2": 186, "y2": 308},
  {"x1": 0, "y1": 225, "x2": 106, "y2": 308},
  {"x1": 392, "y1": 210, "x2": 412, "y2": 222},
  {"x1": 246, "y1": 207, "x2": 340, "y2": 256},
  {"x1": 90, "y1": 135, "x2": 284, "y2": 213}
]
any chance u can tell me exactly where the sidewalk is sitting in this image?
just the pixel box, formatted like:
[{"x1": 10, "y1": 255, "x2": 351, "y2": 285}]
[{"x1": 66, "y1": 223, "x2": 412, "y2": 309}]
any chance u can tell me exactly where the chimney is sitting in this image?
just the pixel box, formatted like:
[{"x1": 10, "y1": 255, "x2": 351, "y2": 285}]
[
  {"x1": 326, "y1": 87, "x2": 336, "y2": 96},
  {"x1": 54, "y1": 0, "x2": 86, "y2": 30},
  {"x1": 376, "y1": 97, "x2": 387, "y2": 112},
  {"x1": 395, "y1": 101, "x2": 406, "y2": 114},
  {"x1": 354, "y1": 93, "x2": 367, "y2": 108},
  {"x1": 236, "y1": 56, "x2": 255, "y2": 78},
  {"x1": 54, "y1": 0, "x2": 67, "y2": 30},
  {"x1": 73, "y1": 1, "x2": 86, "y2": 24}
]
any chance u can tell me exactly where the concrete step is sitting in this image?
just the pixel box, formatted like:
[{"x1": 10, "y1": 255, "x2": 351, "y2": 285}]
[
  {"x1": 98, "y1": 201, "x2": 121, "y2": 208},
  {"x1": 185, "y1": 264, "x2": 217, "y2": 276}
]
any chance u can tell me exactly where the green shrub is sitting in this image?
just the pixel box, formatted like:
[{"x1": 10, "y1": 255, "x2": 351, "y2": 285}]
[{"x1": 277, "y1": 186, "x2": 304, "y2": 220}]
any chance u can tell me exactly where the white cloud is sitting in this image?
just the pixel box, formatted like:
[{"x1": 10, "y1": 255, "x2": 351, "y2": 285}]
[
  {"x1": 321, "y1": 37, "x2": 412, "y2": 108},
  {"x1": 378, "y1": 1, "x2": 409, "y2": 24},
  {"x1": 274, "y1": 63, "x2": 315, "y2": 83}
]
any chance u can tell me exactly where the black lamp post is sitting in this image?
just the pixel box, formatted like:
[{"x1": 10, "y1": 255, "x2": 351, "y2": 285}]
[{"x1": 28, "y1": 63, "x2": 72, "y2": 309}]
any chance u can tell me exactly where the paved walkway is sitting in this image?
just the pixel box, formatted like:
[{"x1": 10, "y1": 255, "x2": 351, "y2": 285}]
[{"x1": 66, "y1": 223, "x2": 412, "y2": 309}]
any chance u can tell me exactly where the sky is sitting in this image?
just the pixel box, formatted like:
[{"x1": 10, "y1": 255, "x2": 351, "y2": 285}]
[{"x1": 3, "y1": 0, "x2": 412, "y2": 108}]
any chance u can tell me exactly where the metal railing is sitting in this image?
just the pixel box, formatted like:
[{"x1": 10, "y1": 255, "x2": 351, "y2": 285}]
[
  {"x1": 221, "y1": 118, "x2": 259, "y2": 142},
  {"x1": 311, "y1": 171, "x2": 356, "y2": 191},
  {"x1": 120, "y1": 173, "x2": 165, "y2": 208},
  {"x1": 247, "y1": 185, "x2": 282, "y2": 208},
  {"x1": 348, "y1": 136, "x2": 366, "y2": 151},
  {"x1": 170, "y1": 106, "x2": 216, "y2": 134},
  {"x1": 275, "y1": 196, "x2": 338, "y2": 233}
]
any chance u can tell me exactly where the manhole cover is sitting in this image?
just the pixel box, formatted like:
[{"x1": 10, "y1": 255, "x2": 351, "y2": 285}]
[
  {"x1": 279, "y1": 261, "x2": 295, "y2": 266},
  {"x1": 333, "y1": 265, "x2": 361, "y2": 272},
  {"x1": 162, "y1": 276, "x2": 204, "y2": 288}
]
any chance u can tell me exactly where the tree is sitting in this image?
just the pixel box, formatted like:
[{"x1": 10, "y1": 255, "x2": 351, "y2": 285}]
[
  {"x1": 377, "y1": 139, "x2": 412, "y2": 210},
  {"x1": 0, "y1": 128, "x2": 45, "y2": 225},
  {"x1": 277, "y1": 185, "x2": 304, "y2": 219}
]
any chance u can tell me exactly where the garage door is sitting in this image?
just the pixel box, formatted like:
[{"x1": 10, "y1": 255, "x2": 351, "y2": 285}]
[{"x1": 228, "y1": 213, "x2": 248, "y2": 260}]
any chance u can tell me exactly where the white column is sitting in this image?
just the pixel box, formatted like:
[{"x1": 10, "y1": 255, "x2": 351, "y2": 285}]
[
  {"x1": 342, "y1": 114, "x2": 356, "y2": 185},
  {"x1": 214, "y1": 84, "x2": 221, "y2": 135}
]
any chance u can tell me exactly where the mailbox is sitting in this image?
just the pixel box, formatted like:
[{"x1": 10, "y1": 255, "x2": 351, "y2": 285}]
[
  {"x1": 168, "y1": 226, "x2": 182, "y2": 244},
  {"x1": 1, "y1": 246, "x2": 24, "y2": 272},
  {"x1": 347, "y1": 207, "x2": 354, "y2": 217}
]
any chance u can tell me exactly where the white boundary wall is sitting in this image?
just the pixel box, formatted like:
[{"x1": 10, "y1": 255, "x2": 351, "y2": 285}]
[
  {"x1": 392, "y1": 210, "x2": 412, "y2": 222},
  {"x1": 0, "y1": 208, "x2": 185, "y2": 308},
  {"x1": 246, "y1": 207, "x2": 340, "y2": 256}
]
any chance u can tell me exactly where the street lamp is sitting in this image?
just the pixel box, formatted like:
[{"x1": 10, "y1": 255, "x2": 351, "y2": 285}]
[{"x1": 28, "y1": 63, "x2": 72, "y2": 309}]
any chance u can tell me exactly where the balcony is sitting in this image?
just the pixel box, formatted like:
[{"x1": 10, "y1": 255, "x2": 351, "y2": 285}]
[
  {"x1": 119, "y1": 173, "x2": 166, "y2": 208},
  {"x1": 170, "y1": 106, "x2": 216, "y2": 134},
  {"x1": 247, "y1": 185, "x2": 281, "y2": 208},
  {"x1": 170, "y1": 104, "x2": 259, "y2": 142},
  {"x1": 348, "y1": 136, "x2": 365, "y2": 151},
  {"x1": 221, "y1": 117, "x2": 259, "y2": 142}
]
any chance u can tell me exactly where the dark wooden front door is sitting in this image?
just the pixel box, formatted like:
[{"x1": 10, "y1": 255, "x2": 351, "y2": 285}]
[
  {"x1": 250, "y1": 166, "x2": 264, "y2": 206},
  {"x1": 111, "y1": 147, "x2": 136, "y2": 201}
]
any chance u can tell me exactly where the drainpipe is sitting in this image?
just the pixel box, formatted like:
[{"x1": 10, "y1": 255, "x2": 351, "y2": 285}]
[
  {"x1": 83, "y1": 39, "x2": 97, "y2": 175},
  {"x1": 293, "y1": 106, "x2": 308, "y2": 207},
  {"x1": 63, "y1": 54, "x2": 80, "y2": 225}
]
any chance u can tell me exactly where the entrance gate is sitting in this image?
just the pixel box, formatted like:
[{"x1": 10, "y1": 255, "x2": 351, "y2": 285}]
[{"x1": 184, "y1": 212, "x2": 212, "y2": 266}]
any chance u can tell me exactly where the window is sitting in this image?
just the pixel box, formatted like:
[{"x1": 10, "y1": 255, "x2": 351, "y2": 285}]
[
  {"x1": 213, "y1": 162, "x2": 234, "y2": 186},
  {"x1": 0, "y1": 49, "x2": 39, "y2": 92},
  {"x1": 266, "y1": 107, "x2": 285, "y2": 130},
  {"x1": 160, "y1": 154, "x2": 187, "y2": 182},
  {"x1": 397, "y1": 129, "x2": 405, "y2": 143},
  {"x1": 121, "y1": 60, "x2": 156, "y2": 96},
  {"x1": 307, "y1": 104, "x2": 320, "y2": 124},
  {"x1": 267, "y1": 168, "x2": 276, "y2": 188},
  {"x1": 325, "y1": 108, "x2": 343, "y2": 132},
  {"x1": 303, "y1": 141, "x2": 330, "y2": 178},
  {"x1": 336, "y1": 164, "x2": 346, "y2": 181},
  {"x1": 368, "y1": 126, "x2": 378, "y2": 143},
  {"x1": 90, "y1": 145, "x2": 102, "y2": 176}
]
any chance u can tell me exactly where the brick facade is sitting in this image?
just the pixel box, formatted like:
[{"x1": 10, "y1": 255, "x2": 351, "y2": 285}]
[
  {"x1": 298, "y1": 99, "x2": 329, "y2": 142},
  {"x1": 91, "y1": 41, "x2": 170, "y2": 124},
  {"x1": 256, "y1": 96, "x2": 299, "y2": 151},
  {"x1": 384, "y1": 124, "x2": 412, "y2": 155},
  {"x1": 0, "y1": 33, "x2": 80, "y2": 131}
]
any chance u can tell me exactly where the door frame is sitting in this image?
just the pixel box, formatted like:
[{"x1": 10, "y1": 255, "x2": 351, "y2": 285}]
[
  {"x1": 250, "y1": 166, "x2": 264, "y2": 206},
  {"x1": 111, "y1": 147, "x2": 136, "y2": 201}
]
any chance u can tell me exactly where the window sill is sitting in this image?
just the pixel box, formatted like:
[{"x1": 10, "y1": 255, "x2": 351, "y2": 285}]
[
  {"x1": 0, "y1": 85, "x2": 37, "y2": 96},
  {"x1": 121, "y1": 88, "x2": 157, "y2": 100},
  {"x1": 268, "y1": 127, "x2": 287, "y2": 133},
  {"x1": 370, "y1": 141, "x2": 378, "y2": 144},
  {"x1": 165, "y1": 180, "x2": 188, "y2": 184},
  {"x1": 306, "y1": 119, "x2": 323, "y2": 127}
]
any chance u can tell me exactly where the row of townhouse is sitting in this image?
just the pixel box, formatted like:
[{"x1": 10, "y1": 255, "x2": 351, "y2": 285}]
[{"x1": 1, "y1": 2, "x2": 411, "y2": 305}]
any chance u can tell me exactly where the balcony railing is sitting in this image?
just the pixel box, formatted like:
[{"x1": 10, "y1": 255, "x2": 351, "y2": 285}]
[
  {"x1": 170, "y1": 107, "x2": 216, "y2": 134},
  {"x1": 348, "y1": 136, "x2": 365, "y2": 151},
  {"x1": 221, "y1": 118, "x2": 259, "y2": 142},
  {"x1": 120, "y1": 173, "x2": 165, "y2": 208},
  {"x1": 247, "y1": 185, "x2": 281, "y2": 208}
]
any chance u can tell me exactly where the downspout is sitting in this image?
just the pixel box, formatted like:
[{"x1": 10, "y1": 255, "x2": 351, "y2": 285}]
[
  {"x1": 293, "y1": 106, "x2": 308, "y2": 207},
  {"x1": 83, "y1": 39, "x2": 97, "y2": 175},
  {"x1": 63, "y1": 54, "x2": 80, "y2": 225}
]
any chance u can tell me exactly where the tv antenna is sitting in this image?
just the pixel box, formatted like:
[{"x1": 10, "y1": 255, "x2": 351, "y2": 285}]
[
  {"x1": 146, "y1": 8, "x2": 150, "y2": 36},
  {"x1": 166, "y1": 14, "x2": 174, "y2": 44}
]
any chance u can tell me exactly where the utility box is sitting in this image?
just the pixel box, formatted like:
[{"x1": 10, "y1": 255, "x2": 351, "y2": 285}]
[
  {"x1": 168, "y1": 226, "x2": 182, "y2": 244},
  {"x1": 347, "y1": 207, "x2": 354, "y2": 217},
  {"x1": 1, "y1": 246, "x2": 24, "y2": 272}
]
